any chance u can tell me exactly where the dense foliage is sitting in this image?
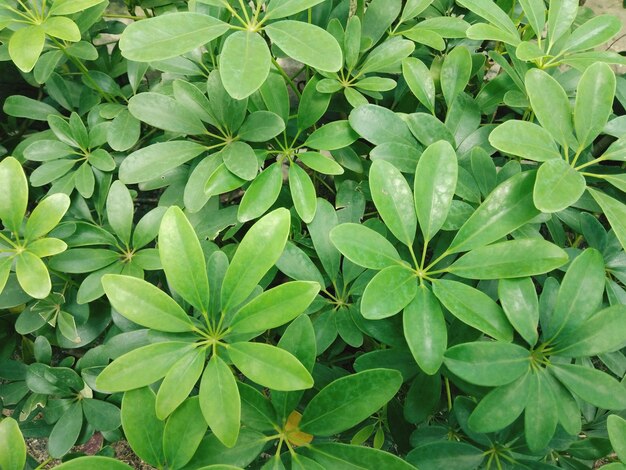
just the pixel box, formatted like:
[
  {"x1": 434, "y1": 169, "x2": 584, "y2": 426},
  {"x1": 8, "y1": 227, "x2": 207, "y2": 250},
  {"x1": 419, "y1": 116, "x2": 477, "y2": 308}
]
[{"x1": 2, "y1": 0, "x2": 626, "y2": 468}]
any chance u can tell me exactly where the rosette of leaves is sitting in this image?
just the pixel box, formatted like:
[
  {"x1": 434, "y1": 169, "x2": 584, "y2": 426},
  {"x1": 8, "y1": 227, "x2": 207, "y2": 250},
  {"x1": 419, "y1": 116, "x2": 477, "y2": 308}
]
[
  {"x1": 48, "y1": 181, "x2": 165, "y2": 304},
  {"x1": 112, "y1": 347, "x2": 408, "y2": 470},
  {"x1": 330, "y1": 141, "x2": 569, "y2": 374},
  {"x1": 23, "y1": 112, "x2": 116, "y2": 198},
  {"x1": 95, "y1": 207, "x2": 320, "y2": 449},
  {"x1": 0, "y1": 0, "x2": 108, "y2": 73},
  {"x1": 440, "y1": 248, "x2": 626, "y2": 454},
  {"x1": 117, "y1": 0, "x2": 343, "y2": 100},
  {"x1": 457, "y1": 0, "x2": 625, "y2": 70},
  {"x1": 0, "y1": 157, "x2": 70, "y2": 299},
  {"x1": 1, "y1": 352, "x2": 121, "y2": 459}
]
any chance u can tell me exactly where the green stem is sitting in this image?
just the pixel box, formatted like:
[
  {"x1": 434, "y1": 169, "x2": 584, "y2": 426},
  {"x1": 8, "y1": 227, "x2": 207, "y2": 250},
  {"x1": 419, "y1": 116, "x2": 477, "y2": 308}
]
[
  {"x1": 575, "y1": 155, "x2": 607, "y2": 171},
  {"x1": 271, "y1": 57, "x2": 301, "y2": 98},
  {"x1": 237, "y1": 0, "x2": 251, "y2": 24},
  {"x1": 419, "y1": 240, "x2": 429, "y2": 271},
  {"x1": 356, "y1": 0, "x2": 365, "y2": 20},
  {"x1": 444, "y1": 377, "x2": 452, "y2": 411},
  {"x1": 408, "y1": 244, "x2": 420, "y2": 271}
]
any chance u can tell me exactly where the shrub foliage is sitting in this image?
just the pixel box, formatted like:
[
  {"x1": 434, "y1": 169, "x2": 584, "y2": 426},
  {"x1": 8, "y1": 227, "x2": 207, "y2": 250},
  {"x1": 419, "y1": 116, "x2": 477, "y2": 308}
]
[{"x1": 2, "y1": 0, "x2": 626, "y2": 469}]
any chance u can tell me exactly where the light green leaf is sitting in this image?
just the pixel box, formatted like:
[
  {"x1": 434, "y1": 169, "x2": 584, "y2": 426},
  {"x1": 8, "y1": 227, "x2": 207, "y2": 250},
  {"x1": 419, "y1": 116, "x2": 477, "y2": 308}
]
[
  {"x1": 298, "y1": 152, "x2": 344, "y2": 175},
  {"x1": 200, "y1": 356, "x2": 241, "y2": 448},
  {"x1": 403, "y1": 285, "x2": 447, "y2": 375},
  {"x1": 106, "y1": 181, "x2": 133, "y2": 245},
  {"x1": 330, "y1": 223, "x2": 401, "y2": 270},
  {"x1": 369, "y1": 160, "x2": 417, "y2": 246},
  {"x1": 128, "y1": 92, "x2": 206, "y2": 135},
  {"x1": 441, "y1": 46, "x2": 472, "y2": 106},
  {"x1": 550, "y1": 363, "x2": 626, "y2": 410},
  {"x1": 265, "y1": 21, "x2": 342, "y2": 72},
  {"x1": 163, "y1": 398, "x2": 208, "y2": 470},
  {"x1": 525, "y1": 370, "x2": 558, "y2": 452},
  {"x1": 230, "y1": 281, "x2": 320, "y2": 334},
  {"x1": 53, "y1": 457, "x2": 133, "y2": 470},
  {"x1": 304, "y1": 121, "x2": 359, "y2": 151},
  {"x1": 402, "y1": 57, "x2": 436, "y2": 113},
  {"x1": 565, "y1": 14, "x2": 622, "y2": 53},
  {"x1": 534, "y1": 159, "x2": 586, "y2": 213},
  {"x1": 457, "y1": 0, "x2": 519, "y2": 37},
  {"x1": 24, "y1": 193, "x2": 70, "y2": 242},
  {"x1": 159, "y1": 206, "x2": 210, "y2": 313},
  {"x1": 50, "y1": 0, "x2": 107, "y2": 15},
  {"x1": 407, "y1": 441, "x2": 484, "y2": 470},
  {"x1": 608, "y1": 415, "x2": 626, "y2": 463},
  {"x1": 221, "y1": 208, "x2": 290, "y2": 313},
  {"x1": 119, "y1": 12, "x2": 229, "y2": 62},
  {"x1": 349, "y1": 104, "x2": 415, "y2": 146},
  {"x1": 220, "y1": 31, "x2": 271, "y2": 100},
  {"x1": 300, "y1": 369, "x2": 402, "y2": 436},
  {"x1": 0, "y1": 417, "x2": 26, "y2": 470},
  {"x1": 489, "y1": 120, "x2": 560, "y2": 162},
  {"x1": 444, "y1": 341, "x2": 530, "y2": 386},
  {"x1": 16, "y1": 252, "x2": 50, "y2": 299},
  {"x1": 121, "y1": 387, "x2": 166, "y2": 468},
  {"x1": 415, "y1": 140, "x2": 457, "y2": 241},
  {"x1": 498, "y1": 277, "x2": 539, "y2": 346},
  {"x1": 448, "y1": 171, "x2": 539, "y2": 254},
  {"x1": 43, "y1": 17, "x2": 80, "y2": 41},
  {"x1": 238, "y1": 111, "x2": 285, "y2": 142},
  {"x1": 0, "y1": 157, "x2": 28, "y2": 233},
  {"x1": 574, "y1": 62, "x2": 616, "y2": 149},
  {"x1": 108, "y1": 109, "x2": 141, "y2": 152},
  {"x1": 227, "y1": 342, "x2": 313, "y2": 391},
  {"x1": 238, "y1": 162, "x2": 283, "y2": 223},
  {"x1": 589, "y1": 189, "x2": 626, "y2": 253},
  {"x1": 221, "y1": 142, "x2": 258, "y2": 181},
  {"x1": 519, "y1": 0, "x2": 546, "y2": 37},
  {"x1": 449, "y1": 239, "x2": 568, "y2": 279},
  {"x1": 547, "y1": 0, "x2": 578, "y2": 47},
  {"x1": 266, "y1": 0, "x2": 326, "y2": 19},
  {"x1": 8, "y1": 25, "x2": 45, "y2": 73},
  {"x1": 525, "y1": 68, "x2": 576, "y2": 149},
  {"x1": 361, "y1": 265, "x2": 417, "y2": 320},
  {"x1": 48, "y1": 401, "x2": 82, "y2": 458},
  {"x1": 156, "y1": 348, "x2": 206, "y2": 420},
  {"x1": 468, "y1": 372, "x2": 530, "y2": 433},
  {"x1": 96, "y1": 342, "x2": 194, "y2": 392},
  {"x1": 102, "y1": 275, "x2": 193, "y2": 332},
  {"x1": 289, "y1": 163, "x2": 317, "y2": 224},
  {"x1": 432, "y1": 280, "x2": 513, "y2": 342}
]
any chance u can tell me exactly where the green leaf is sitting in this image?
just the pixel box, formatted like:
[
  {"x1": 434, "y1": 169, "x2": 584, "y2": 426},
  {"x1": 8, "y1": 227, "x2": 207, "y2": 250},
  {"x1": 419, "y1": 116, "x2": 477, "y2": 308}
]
[
  {"x1": 82, "y1": 399, "x2": 121, "y2": 432},
  {"x1": 403, "y1": 285, "x2": 447, "y2": 375},
  {"x1": 163, "y1": 398, "x2": 208, "y2": 470},
  {"x1": 407, "y1": 441, "x2": 484, "y2": 470},
  {"x1": 468, "y1": 372, "x2": 530, "y2": 433},
  {"x1": 266, "y1": 0, "x2": 326, "y2": 19},
  {"x1": 575, "y1": 62, "x2": 616, "y2": 149},
  {"x1": 159, "y1": 206, "x2": 210, "y2": 313},
  {"x1": 441, "y1": 46, "x2": 472, "y2": 106},
  {"x1": 8, "y1": 25, "x2": 45, "y2": 73},
  {"x1": 300, "y1": 369, "x2": 402, "y2": 435},
  {"x1": 565, "y1": 14, "x2": 622, "y2": 53},
  {"x1": 608, "y1": 415, "x2": 626, "y2": 463},
  {"x1": 96, "y1": 342, "x2": 194, "y2": 392},
  {"x1": 221, "y1": 208, "x2": 290, "y2": 313},
  {"x1": 289, "y1": 163, "x2": 317, "y2": 223},
  {"x1": 102, "y1": 275, "x2": 193, "y2": 332},
  {"x1": 547, "y1": 0, "x2": 578, "y2": 47},
  {"x1": 128, "y1": 92, "x2": 206, "y2": 135},
  {"x1": 156, "y1": 348, "x2": 205, "y2": 419},
  {"x1": 16, "y1": 252, "x2": 51, "y2": 299},
  {"x1": 120, "y1": 142, "x2": 206, "y2": 184},
  {"x1": 106, "y1": 181, "x2": 133, "y2": 245},
  {"x1": 265, "y1": 21, "x2": 342, "y2": 72},
  {"x1": 432, "y1": 280, "x2": 513, "y2": 342},
  {"x1": 589, "y1": 189, "x2": 626, "y2": 253},
  {"x1": 361, "y1": 265, "x2": 417, "y2": 320},
  {"x1": 305, "y1": 443, "x2": 415, "y2": 470},
  {"x1": 238, "y1": 111, "x2": 285, "y2": 142},
  {"x1": 205, "y1": 164, "x2": 246, "y2": 198},
  {"x1": 498, "y1": 278, "x2": 539, "y2": 346},
  {"x1": 443, "y1": 341, "x2": 530, "y2": 386},
  {"x1": 238, "y1": 163, "x2": 283, "y2": 223},
  {"x1": 369, "y1": 160, "x2": 417, "y2": 246},
  {"x1": 349, "y1": 104, "x2": 415, "y2": 146},
  {"x1": 121, "y1": 387, "x2": 165, "y2": 468},
  {"x1": 0, "y1": 157, "x2": 28, "y2": 233},
  {"x1": 519, "y1": 0, "x2": 546, "y2": 37},
  {"x1": 359, "y1": 37, "x2": 415, "y2": 75},
  {"x1": 298, "y1": 76, "x2": 331, "y2": 130},
  {"x1": 119, "y1": 12, "x2": 229, "y2": 62},
  {"x1": 227, "y1": 342, "x2": 313, "y2": 391},
  {"x1": 415, "y1": 140, "x2": 457, "y2": 241},
  {"x1": 546, "y1": 248, "x2": 605, "y2": 339},
  {"x1": 330, "y1": 223, "x2": 401, "y2": 270},
  {"x1": 304, "y1": 121, "x2": 359, "y2": 151},
  {"x1": 554, "y1": 305, "x2": 626, "y2": 357},
  {"x1": 525, "y1": 69, "x2": 576, "y2": 149},
  {"x1": 525, "y1": 370, "x2": 558, "y2": 452},
  {"x1": 402, "y1": 57, "x2": 436, "y2": 113},
  {"x1": 221, "y1": 142, "x2": 258, "y2": 181},
  {"x1": 50, "y1": 0, "x2": 106, "y2": 15},
  {"x1": 48, "y1": 401, "x2": 82, "y2": 458},
  {"x1": 550, "y1": 363, "x2": 626, "y2": 410},
  {"x1": 220, "y1": 31, "x2": 271, "y2": 100},
  {"x1": 43, "y1": 17, "x2": 80, "y2": 41},
  {"x1": 448, "y1": 171, "x2": 539, "y2": 253},
  {"x1": 298, "y1": 152, "x2": 344, "y2": 175},
  {"x1": 108, "y1": 109, "x2": 141, "y2": 152},
  {"x1": 0, "y1": 417, "x2": 26, "y2": 470},
  {"x1": 489, "y1": 120, "x2": 560, "y2": 162},
  {"x1": 230, "y1": 281, "x2": 319, "y2": 334},
  {"x1": 457, "y1": 0, "x2": 519, "y2": 37},
  {"x1": 53, "y1": 457, "x2": 133, "y2": 470},
  {"x1": 3, "y1": 95, "x2": 61, "y2": 121},
  {"x1": 24, "y1": 193, "x2": 70, "y2": 241},
  {"x1": 200, "y1": 356, "x2": 241, "y2": 448},
  {"x1": 448, "y1": 239, "x2": 568, "y2": 279}
]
